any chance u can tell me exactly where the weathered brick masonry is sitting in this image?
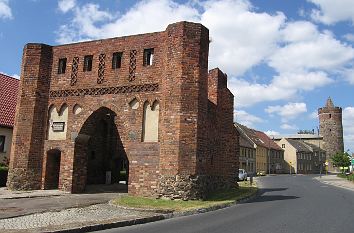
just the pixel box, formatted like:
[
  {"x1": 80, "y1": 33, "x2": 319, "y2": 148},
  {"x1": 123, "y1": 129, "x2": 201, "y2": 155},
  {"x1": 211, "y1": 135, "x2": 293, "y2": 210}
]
[{"x1": 7, "y1": 21, "x2": 238, "y2": 199}]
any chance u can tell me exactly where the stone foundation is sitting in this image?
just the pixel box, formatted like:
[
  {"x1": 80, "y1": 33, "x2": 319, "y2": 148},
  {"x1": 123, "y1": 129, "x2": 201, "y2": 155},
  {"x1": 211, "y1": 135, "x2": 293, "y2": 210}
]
[{"x1": 158, "y1": 174, "x2": 236, "y2": 200}]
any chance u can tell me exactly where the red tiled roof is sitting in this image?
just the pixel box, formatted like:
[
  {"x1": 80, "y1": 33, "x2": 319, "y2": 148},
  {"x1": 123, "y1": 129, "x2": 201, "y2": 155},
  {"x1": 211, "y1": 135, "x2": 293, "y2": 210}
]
[
  {"x1": 0, "y1": 73, "x2": 19, "y2": 128},
  {"x1": 255, "y1": 131, "x2": 283, "y2": 151}
]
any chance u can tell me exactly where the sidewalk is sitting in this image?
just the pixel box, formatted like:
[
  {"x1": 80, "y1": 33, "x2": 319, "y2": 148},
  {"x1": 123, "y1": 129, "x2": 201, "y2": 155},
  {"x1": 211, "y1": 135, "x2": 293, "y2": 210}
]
[
  {"x1": 0, "y1": 187, "x2": 68, "y2": 199},
  {"x1": 314, "y1": 174, "x2": 354, "y2": 191},
  {"x1": 0, "y1": 184, "x2": 259, "y2": 233}
]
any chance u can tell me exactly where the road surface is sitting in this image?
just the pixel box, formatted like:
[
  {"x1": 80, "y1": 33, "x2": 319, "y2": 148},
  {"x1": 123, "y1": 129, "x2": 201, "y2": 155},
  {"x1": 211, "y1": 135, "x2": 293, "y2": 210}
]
[{"x1": 97, "y1": 175, "x2": 354, "y2": 233}]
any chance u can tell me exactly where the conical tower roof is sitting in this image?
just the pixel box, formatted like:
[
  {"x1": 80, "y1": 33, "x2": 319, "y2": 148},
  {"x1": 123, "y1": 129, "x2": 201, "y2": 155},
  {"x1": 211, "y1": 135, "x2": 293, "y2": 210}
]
[{"x1": 325, "y1": 97, "x2": 334, "y2": 108}]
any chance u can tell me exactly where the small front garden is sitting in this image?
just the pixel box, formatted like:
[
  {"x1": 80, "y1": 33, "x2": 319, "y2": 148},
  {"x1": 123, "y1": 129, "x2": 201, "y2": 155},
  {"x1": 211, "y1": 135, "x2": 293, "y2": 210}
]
[
  {"x1": 0, "y1": 164, "x2": 8, "y2": 187},
  {"x1": 112, "y1": 181, "x2": 257, "y2": 212},
  {"x1": 337, "y1": 173, "x2": 354, "y2": 182}
]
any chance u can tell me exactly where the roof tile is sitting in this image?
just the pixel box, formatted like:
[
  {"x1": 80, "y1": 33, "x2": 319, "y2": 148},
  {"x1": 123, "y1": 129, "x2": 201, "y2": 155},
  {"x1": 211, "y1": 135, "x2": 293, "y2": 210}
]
[{"x1": 0, "y1": 73, "x2": 19, "y2": 127}]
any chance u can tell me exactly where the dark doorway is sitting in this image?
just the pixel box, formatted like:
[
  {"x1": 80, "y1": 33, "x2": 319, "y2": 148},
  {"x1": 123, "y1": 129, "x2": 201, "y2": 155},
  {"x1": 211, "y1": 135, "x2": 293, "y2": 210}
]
[
  {"x1": 74, "y1": 107, "x2": 128, "y2": 192},
  {"x1": 44, "y1": 149, "x2": 61, "y2": 189}
]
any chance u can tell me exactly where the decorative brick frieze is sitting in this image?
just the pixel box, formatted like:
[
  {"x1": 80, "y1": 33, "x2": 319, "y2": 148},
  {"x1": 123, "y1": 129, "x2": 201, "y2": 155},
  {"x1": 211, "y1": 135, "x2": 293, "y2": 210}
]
[{"x1": 49, "y1": 84, "x2": 159, "y2": 98}]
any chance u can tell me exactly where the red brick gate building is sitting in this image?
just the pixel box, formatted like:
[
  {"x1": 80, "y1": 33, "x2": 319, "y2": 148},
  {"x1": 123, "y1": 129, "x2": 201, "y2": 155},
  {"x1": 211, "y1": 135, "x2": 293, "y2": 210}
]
[{"x1": 7, "y1": 21, "x2": 238, "y2": 200}]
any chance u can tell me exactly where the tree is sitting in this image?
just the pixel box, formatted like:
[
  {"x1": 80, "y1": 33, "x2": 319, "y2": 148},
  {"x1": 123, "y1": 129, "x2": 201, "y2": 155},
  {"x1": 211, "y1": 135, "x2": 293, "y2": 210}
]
[{"x1": 331, "y1": 152, "x2": 351, "y2": 173}]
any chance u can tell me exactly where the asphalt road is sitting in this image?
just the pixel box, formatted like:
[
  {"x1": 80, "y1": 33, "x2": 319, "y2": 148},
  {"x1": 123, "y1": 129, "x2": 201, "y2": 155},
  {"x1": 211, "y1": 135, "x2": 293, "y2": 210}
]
[{"x1": 97, "y1": 175, "x2": 354, "y2": 233}]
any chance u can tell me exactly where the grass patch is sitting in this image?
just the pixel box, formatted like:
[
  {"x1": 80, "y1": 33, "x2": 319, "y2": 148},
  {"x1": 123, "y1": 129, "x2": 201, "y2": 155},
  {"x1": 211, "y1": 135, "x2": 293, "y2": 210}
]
[
  {"x1": 112, "y1": 181, "x2": 257, "y2": 212},
  {"x1": 337, "y1": 173, "x2": 354, "y2": 182}
]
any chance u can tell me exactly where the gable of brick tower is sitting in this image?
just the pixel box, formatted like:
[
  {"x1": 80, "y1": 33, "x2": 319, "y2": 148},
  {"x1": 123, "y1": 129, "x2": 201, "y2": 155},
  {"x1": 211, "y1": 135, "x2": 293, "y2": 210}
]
[{"x1": 7, "y1": 21, "x2": 238, "y2": 200}]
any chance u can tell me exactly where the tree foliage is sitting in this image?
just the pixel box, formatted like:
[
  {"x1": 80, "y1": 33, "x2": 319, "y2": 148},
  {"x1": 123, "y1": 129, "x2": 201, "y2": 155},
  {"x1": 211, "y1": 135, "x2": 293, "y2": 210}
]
[{"x1": 331, "y1": 152, "x2": 351, "y2": 172}]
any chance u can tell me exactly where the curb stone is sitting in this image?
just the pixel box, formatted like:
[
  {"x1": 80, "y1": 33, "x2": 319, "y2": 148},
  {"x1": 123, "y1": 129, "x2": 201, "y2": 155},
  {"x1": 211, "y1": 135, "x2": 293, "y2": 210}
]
[{"x1": 48, "y1": 189, "x2": 260, "y2": 233}]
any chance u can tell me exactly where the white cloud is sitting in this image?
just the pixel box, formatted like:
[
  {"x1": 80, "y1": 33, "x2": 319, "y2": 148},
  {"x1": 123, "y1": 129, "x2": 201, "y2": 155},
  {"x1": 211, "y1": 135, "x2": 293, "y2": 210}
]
[
  {"x1": 265, "y1": 130, "x2": 280, "y2": 137},
  {"x1": 231, "y1": 72, "x2": 332, "y2": 107},
  {"x1": 234, "y1": 110, "x2": 263, "y2": 128},
  {"x1": 266, "y1": 102, "x2": 307, "y2": 122},
  {"x1": 230, "y1": 78, "x2": 296, "y2": 107},
  {"x1": 281, "y1": 123, "x2": 298, "y2": 130},
  {"x1": 56, "y1": 0, "x2": 285, "y2": 77},
  {"x1": 0, "y1": 0, "x2": 12, "y2": 19},
  {"x1": 343, "y1": 68, "x2": 354, "y2": 84},
  {"x1": 308, "y1": 0, "x2": 354, "y2": 25},
  {"x1": 270, "y1": 29, "x2": 354, "y2": 74},
  {"x1": 58, "y1": 0, "x2": 76, "y2": 13},
  {"x1": 343, "y1": 33, "x2": 354, "y2": 43},
  {"x1": 343, "y1": 107, "x2": 354, "y2": 152},
  {"x1": 309, "y1": 110, "x2": 318, "y2": 119},
  {"x1": 55, "y1": 0, "x2": 354, "y2": 108},
  {"x1": 201, "y1": 0, "x2": 285, "y2": 76},
  {"x1": 56, "y1": 0, "x2": 200, "y2": 44},
  {"x1": 282, "y1": 21, "x2": 318, "y2": 43}
]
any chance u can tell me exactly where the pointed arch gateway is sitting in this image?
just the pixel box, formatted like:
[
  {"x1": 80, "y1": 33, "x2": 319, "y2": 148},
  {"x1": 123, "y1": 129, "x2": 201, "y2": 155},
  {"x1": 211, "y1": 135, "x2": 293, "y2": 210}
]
[{"x1": 72, "y1": 107, "x2": 128, "y2": 193}]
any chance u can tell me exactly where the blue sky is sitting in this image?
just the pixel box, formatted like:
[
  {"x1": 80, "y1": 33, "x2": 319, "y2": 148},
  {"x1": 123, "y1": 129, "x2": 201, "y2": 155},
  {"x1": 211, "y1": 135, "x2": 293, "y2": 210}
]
[{"x1": 1, "y1": 0, "x2": 354, "y2": 152}]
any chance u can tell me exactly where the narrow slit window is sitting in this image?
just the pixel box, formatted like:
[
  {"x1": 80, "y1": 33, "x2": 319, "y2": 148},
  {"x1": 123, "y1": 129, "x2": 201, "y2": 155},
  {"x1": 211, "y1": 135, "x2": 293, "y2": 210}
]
[
  {"x1": 0, "y1": 135, "x2": 5, "y2": 152},
  {"x1": 143, "y1": 48, "x2": 154, "y2": 66},
  {"x1": 58, "y1": 58, "x2": 67, "y2": 74},
  {"x1": 83, "y1": 55, "x2": 93, "y2": 72},
  {"x1": 112, "y1": 52, "x2": 122, "y2": 69}
]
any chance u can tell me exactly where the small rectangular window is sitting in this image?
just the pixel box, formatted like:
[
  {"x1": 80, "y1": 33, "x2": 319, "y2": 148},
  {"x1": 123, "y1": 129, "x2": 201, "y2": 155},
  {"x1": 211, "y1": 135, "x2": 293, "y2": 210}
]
[
  {"x1": 143, "y1": 48, "x2": 154, "y2": 66},
  {"x1": 112, "y1": 52, "x2": 123, "y2": 69},
  {"x1": 58, "y1": 58, "x2": 67, "y2": 74},
  {"x1": 83, "y1": 55, "x2": 93, "y2": 72},
  {"x1": 282, "y1": 144, "x2": 285, "y2": 148},
  {"x1": 0, "y1": 135, "x2": 5, "y2": 152}
]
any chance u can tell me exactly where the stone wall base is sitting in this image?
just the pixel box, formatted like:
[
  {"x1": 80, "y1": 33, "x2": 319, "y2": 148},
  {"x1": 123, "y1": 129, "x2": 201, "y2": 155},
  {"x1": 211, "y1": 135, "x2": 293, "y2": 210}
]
[
  {"x1": 7, "y1": 168, "x2": 41, "y2": 191},
  {"x1": 158, "y1": 174, "x2": 236, "y2": 200}
]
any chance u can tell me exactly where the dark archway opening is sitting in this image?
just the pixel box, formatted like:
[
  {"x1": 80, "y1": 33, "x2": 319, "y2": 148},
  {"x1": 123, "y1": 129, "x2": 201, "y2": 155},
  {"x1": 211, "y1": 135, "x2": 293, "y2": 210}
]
[
  {"x1": 44, "y1": 149, "x2": 61, "y2": 189},
  {"x1": 74, "y1": 107, "x2": 128, "y2": 193}
]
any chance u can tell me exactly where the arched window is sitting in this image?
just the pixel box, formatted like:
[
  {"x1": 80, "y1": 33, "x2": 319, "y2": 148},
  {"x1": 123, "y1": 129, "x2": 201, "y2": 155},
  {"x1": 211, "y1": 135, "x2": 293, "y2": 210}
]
[
  {"x1": 48, "y1": 104, "x2": 68, "y2": 140},
  {"x1": 142, "y1": 100, "x2": 159, "y2": 142}
]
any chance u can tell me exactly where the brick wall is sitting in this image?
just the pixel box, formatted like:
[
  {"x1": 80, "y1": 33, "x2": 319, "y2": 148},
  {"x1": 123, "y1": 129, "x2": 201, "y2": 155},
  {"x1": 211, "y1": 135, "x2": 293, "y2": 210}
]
[{"x1": 8, "y1": 21, "x2": 239, "y2": 199}]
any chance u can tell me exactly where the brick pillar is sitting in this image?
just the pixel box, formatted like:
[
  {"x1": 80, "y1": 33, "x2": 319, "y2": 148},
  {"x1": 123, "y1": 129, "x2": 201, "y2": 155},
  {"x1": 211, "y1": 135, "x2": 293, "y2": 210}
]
[
  {"x1": 158, "y1": 22, "x2": 209, "y2": 199},
  {"x1": 7, "y1": 43, "x2": 53, "y2": 190}
]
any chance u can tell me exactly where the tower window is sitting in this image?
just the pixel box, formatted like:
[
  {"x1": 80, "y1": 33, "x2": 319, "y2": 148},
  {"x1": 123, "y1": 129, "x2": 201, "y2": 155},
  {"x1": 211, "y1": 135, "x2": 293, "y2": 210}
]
[
  {"x1": 58, "y1": 58, "x2": 67, "y2": 74},
  {"x1": 112, "y1": 52, "x2": 122, "y2": 69},
  {"x1": 282, "y1": 144, "x2": 285, "y2": 148},
  {"x1": 143, "y1": 48, "x2": 154, "y2": 66},
  {"x1": 329, "y1": 114, "x2": 332, "y2": 119},
  {"x1": 83, "y1": 55, "x2": 93, "y2": 72}
]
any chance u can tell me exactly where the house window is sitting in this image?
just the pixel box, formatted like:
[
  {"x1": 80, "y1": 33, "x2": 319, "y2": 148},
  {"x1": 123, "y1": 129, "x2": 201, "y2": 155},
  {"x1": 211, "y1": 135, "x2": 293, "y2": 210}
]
[
  {"x1": 112, "y1": 52, "x2": 122, "y2": 69},
  {"x1": 282, "y1": 144, "x2": 285, "y2": 148},
  {"x1": 143, "y1": 48, "x2": 154, "y2": 66},
  {"x1": 0, "y1": 136, "x2": 5, "y2": 152},
  {"x1": 58, "y1": 58, "x2": 67, "y2": 74},
  {"x1": 83, "y1": 55, "x2": 93, "y2": 72}
]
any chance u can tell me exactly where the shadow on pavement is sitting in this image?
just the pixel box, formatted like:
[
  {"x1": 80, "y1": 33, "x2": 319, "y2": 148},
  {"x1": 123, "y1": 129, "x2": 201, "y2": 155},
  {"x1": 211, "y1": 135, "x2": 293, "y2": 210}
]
[
  {"x1": 84, "y1": 183, "x2": 128, "y2": 194},
  {"x1": 250, "y1": 194, "x2": 299, "y2": 203},
  {"x1": 245, "y1": 187, "x2": 299, "y2": 203}
]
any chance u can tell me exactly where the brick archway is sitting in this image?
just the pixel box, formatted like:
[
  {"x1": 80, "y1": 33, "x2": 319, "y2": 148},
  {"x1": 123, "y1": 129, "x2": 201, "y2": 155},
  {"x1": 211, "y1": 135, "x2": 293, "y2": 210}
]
[{"x1": 72, "y1": 107, "x2": 128, "y2": 193}]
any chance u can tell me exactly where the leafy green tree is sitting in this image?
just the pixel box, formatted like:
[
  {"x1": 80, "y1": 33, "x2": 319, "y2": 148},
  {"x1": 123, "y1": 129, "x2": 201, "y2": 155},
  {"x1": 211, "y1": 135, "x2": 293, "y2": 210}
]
[{"x1": 331, "y1": 152, "x2": 351, "y2": 173}]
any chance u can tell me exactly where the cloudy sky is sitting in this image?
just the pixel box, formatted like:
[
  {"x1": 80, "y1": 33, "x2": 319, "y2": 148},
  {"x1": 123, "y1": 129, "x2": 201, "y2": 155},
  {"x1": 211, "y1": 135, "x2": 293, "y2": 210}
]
[{"x1": 1, "y1": 0, "x2": 354, "y2": 151}]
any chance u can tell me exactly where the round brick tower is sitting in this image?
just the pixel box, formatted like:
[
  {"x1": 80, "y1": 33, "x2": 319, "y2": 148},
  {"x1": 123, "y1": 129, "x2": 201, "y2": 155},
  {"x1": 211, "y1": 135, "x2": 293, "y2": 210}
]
[{"x1": 318, "y1": 97, "x2": 344, "y2": 172}]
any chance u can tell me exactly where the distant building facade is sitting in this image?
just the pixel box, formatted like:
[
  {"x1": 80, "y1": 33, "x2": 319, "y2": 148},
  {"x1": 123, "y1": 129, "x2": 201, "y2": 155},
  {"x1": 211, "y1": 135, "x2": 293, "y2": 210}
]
[
  {"x1": 0, "y1": 74, "x2": 19, "y2": 165},
  {"x1": 235, "y1": 123, "x2": 284, "y2": 174},
  {"x1": 7, "y1": 22, "x2": 238, "y2": 200},
  {"x1": 276, "y1": 138, "x2": 326, "y2": 174},
  {"x1": 256, "y1": 131, "x2": 284, "y2": 174},
  {"x1": 235, "y1": 123, "x2": 256, "y2": 174}
]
